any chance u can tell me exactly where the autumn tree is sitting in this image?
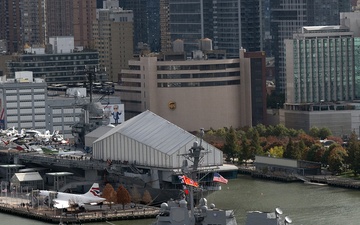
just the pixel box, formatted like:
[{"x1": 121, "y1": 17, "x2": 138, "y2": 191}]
[
  {"x1": 102, "y1": 183, "x2": 117, "y2": 209},
  {"x1": 268, "y1": 146, "x2": 284, "y2": 158},
  {"x1": 142, "y1": 190, "x2": 152, "y2": 205},
  {"x1": 309, "y1": 127, "x2": 320, "y2": 138},
  {"x1": 328, "y1": 145, "x2": 348, "y2": 174},
  {"x1": 116, "y1": 185, "x2": 131, "y2": 209}
]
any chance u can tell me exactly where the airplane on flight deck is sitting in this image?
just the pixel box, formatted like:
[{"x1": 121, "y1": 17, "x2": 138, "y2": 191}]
[{"x1": 38, "y1": 183, "x2": 106, "y2": 210}]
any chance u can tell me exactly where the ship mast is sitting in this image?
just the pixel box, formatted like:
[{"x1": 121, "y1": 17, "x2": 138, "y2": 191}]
[{"x1": 186, "y1": 128, "x2": 205, "y2": 219}]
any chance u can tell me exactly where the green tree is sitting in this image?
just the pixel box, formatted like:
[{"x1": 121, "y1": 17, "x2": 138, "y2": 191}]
[
  {"x1": 309, "y1": 127, "x2": 320, "y2": 138},
  {"x1": 318, "y1": 127, "x2": 332, "y2": 140},
  {"x1": 239, "y1": 134, "x2": 251, "y2": 164},
  {"x1": 306, "y1": 144, "x2": 323, "y2": 162},
  {"x1": 283, "y1": 138, "x2": 295, "y2": 159},
  {"x1": 248, "y1": 129, "x2": 263, "y2": 157},
  {"x1": 102, "y1": 183, "x2": 117, "y2": 209},
  {"x1": 223, "y1": 127, "x2": 239, "y2": 162},
  {"x1": 116, "y1": 185, "x2": 131, "y2": 210}
]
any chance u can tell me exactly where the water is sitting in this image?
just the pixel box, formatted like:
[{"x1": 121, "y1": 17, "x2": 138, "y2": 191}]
[{"x1": 2, "y1": 174, "x2": 360, "y2": 225}]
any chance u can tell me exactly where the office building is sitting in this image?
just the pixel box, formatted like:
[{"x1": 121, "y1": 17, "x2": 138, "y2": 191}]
[
  {"x1": 285, "y1": 26, "x2": 356, "y2": 104},
  {"x1": 93, "y1": 6, "x2": 134, "y2": 82},
  {"x1": 270, "y1": 0, "x2": 351, "y2": 94},
  {"x1": 0, "y1": 72, "x2": 48, "y2": 130},
  {"x1": 22, "y1": 0, "x2": 46, "y2": 47},
  {"x1": 7, "y1": 51, "x2": 103, "y2": 85},
  {"x1": 120, "y1": 49, "x2": 266, "y2": 131},
  {"x1": 119, "y1": 0, "x2": 161, "y2": 53},
  {"x1": 0, "y1": 0, "x2": 22, "y2": 53},
  {"x1": 160, "y1": 0, "x2": 261, "y2": 58},
  {"x1": 46, "y1": 0, "x2": 96, "y2": 48}
]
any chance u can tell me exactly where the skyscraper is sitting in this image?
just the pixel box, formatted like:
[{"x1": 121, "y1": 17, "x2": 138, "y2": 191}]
[
  {"x1": 160, "y1": 0, "x2": 261, "y2": 58},
  {"x1": 0, "y1": 0, "x2": 22, "y2": 53},
  {"x1": 119, "y1": 0, "x2": 160, "y2": 53},
  {"x1": 22, "y1": 0, "x2": 46, "y2": 47},
  {"x1": 270, "y1": 0, "x2": 351, "y2": 94},
  {"x1": 46, "y1": 0, "x2": 96, "y2": 48}
]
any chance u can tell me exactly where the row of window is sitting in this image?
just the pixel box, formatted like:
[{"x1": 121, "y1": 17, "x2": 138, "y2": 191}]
[{"x1": 158, "y1": 80, "x2": 240, "y2": 88}]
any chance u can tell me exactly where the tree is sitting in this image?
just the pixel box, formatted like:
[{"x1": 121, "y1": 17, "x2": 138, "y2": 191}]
[
  {"x1": 309, "y1": 127, "x2": 320, "y2": 138},
  {"x1": 130, "y1": 186, "x2": 142, "y2": 206},
  {"x1": 347, "y1": 131, "x2": 360, "y2": 176},
  {"x1": 142, "y1": 190, "x2": 152, "y2": 205},
  {"x1": 116, "y1": 185, "x2": 131, "y2": 209},
  {"x1": 223, "y1": 127, "x2": 239, "y2": 162},
  {"x1": 318, "y1": 127, "x2": 332, "y2": 140},
  {"x1": 268, "y1": 146, "x2": 284, "y2": 158},
  {"x1": 248, "y1": 129, "x2": 263, "y2": 157},
  {"x1": 283, "y1": 138, "x2": 295, "y2": 159},
  {"x1": 102, "y1": 183, "x2": 117, "y2": 209},
  {"x1": 328, "y1": 145, "x2": 348, "y2": 175}
]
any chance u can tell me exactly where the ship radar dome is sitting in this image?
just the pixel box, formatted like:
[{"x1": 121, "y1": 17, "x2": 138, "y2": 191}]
[
  {"x1": 160, "y1": 203, "x2": 169, "y2": 211},
  {"x1": 179, "y1": 199, "x2": 187, "y2": 208}
]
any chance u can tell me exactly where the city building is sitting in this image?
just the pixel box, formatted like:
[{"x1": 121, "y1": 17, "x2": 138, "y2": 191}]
[
  {"x1": 0, "y1": 71, "x2": 48, "y2": 130},
  {"x1": 44, "y1": 0, "x2": 96, "y2": 48},
  {"x1": 340, "y1": 12, "x2": 360, "y2": 37},
  {"x1": 0, "y1": 71, "x2": 121, "y2": 139},
  {"x1": 0, "y1": 0, "x2": 22, "y2": 53},
  {"x1": 280, "y1": 25, "x2": 360, "y2": 136},
  {"x1": 285, "y1": 26, "x2": 356, "y2": 104},
  {"x1": 120, "y1": 49, "x2": 266, "y2": 131},
  {"x1": 119, "y1": 0, "x2": 161, "y2": 53},
  {"x1": 160, "y1": 0, "x2": 261, "y2": 58},
  {"x1": 21, "y1": 0, "x2": 46, "y2": 47},
  {"x1": 6, "y1": 50, "x2": 105, "y2": 85},
  {"x1": 270, "y1": 0, "x2": 351, "y2": 94},
  {"x1": 93, "y1": 5, "x2": 134, "y2": 83}
]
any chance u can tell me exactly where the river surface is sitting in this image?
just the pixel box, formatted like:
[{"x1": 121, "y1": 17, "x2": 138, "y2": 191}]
[{"x1": 2, "y1": 174, "x2": 360, "y2": 225}]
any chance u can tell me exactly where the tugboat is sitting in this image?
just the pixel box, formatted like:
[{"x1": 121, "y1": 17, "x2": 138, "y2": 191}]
[{"x1": 153, "y1": 129, "x2": 293, "y2": 225}]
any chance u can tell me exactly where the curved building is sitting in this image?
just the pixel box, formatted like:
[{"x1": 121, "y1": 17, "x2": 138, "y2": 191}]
[{"x1": 120, "y1": 49, "x2": 266, "y2": 131}]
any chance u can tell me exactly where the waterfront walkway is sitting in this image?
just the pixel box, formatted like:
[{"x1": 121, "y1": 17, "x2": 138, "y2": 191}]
[{"x1": 238, "y1": 165, "x2": 360, "y2": 189}]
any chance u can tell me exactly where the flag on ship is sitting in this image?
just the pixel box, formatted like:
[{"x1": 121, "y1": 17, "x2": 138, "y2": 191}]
[
  {"x1": 178, "y1": 175, "x2": 199, "y2": 188},
  {"x1": 213, "y1": 172, "x2": 228, "y2": 184}
]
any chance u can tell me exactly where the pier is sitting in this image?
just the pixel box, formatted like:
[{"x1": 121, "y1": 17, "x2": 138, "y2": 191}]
[{"x1": 0, "y1": 196, "x2": 159, "y2": 224}]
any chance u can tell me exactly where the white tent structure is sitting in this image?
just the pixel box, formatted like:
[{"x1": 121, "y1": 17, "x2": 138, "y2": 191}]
[{"x1": 92, "y1": 110, "x2": 223, "y2": 169}]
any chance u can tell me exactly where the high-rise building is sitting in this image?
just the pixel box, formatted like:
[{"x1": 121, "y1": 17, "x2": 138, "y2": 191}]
[
  {"x1": 73, "y1": 0, "x2": 97, "y2": 48},
  {"x1": 22, "y1": 0, "x2": 46, "y2": 47},
  {"x1": 160, "y1": 0, "x2": 261, "y2": 58},
  {"x1": 93, "y1": 5, "x2": 134, "y2": 82},
  {"x1": 0, "y1": 0, "x2": 22, "y2": 53},
  {"x1": 46, "y1": 0, "x2": 96, "y2": 48},
  {"x1": 270, "y1": 0, "x2": 351, "y2": 94},
  {"x1": 119, "y1": 0, "x2": 160, "y2": 53},
  {"x1": 285, "y1": 26, "x2": 356, "y2": 104}
]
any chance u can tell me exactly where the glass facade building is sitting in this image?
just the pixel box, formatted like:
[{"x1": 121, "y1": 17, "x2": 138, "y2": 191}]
[
  {"x1": 270, "y1": 0, "x2": 351, "y2": 94},
  {"x1": 286, "y1": 26, "x2": 357, "y2": 103},
  {"x1": 162, "y1": 0, "x2": 261, "y2": 58}
]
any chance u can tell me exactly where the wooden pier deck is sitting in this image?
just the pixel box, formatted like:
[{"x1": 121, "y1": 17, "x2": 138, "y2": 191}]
[{"x1": 0, "y1": 197, "x2": 159, "y2": 224}]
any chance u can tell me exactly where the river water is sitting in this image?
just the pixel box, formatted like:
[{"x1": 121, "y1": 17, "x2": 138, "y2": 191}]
[{"x1": 2, "y1": 174, "x2": 360, "y2": 225}]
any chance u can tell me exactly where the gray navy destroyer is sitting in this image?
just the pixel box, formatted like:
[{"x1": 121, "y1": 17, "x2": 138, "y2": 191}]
[{"x1": 153, "y1": 129, "x2": 293, "y2": 225}]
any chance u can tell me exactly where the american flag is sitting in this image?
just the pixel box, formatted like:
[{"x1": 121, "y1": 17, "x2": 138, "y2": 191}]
[{"x1": 213, "y1": 173, "x2": 228, "y2": 184}]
